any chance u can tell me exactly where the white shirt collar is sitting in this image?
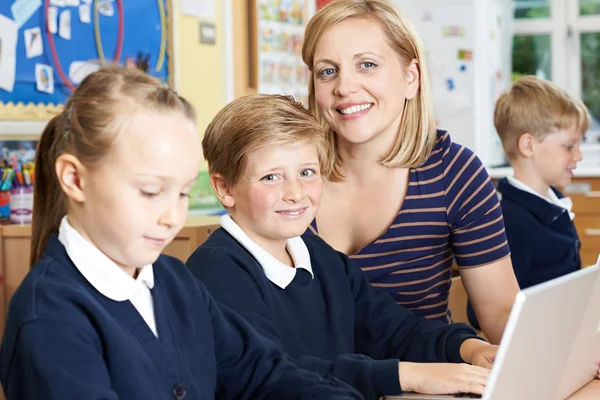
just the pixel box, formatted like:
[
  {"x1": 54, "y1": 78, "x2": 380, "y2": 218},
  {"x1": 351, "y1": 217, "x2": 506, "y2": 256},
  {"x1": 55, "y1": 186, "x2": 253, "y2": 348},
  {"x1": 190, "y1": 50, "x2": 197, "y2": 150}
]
[
  {"x1": 220, "y1": 214, "x2": 313, "y2": 289},
  {"x1": 58, "y1": 216, "x2": 154, "y2": 301},
  {"x1": 506, "y1": 176, "x2": 575, "y2": 220}
]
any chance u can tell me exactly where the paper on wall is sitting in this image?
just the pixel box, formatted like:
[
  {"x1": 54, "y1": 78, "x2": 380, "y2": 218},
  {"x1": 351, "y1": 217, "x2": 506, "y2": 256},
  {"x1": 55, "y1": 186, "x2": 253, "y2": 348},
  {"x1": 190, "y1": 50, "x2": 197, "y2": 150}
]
[
  {"x1": 50, "y1": 0, "x2": 66, "y2": 6},
  {"x1": 35, "y1": 63, "x2": 54, "y2": 94},
  {"x1": 182, "y1": 0, "x2": 216, "y2": 19},
  {"x1": 65, "y1": 0, "x2": 80, "y2": 6},
  {"x1": 24, "y1": 27, "x2": 44, "y2": 58},
  {"x1": 59, "y1": 9, "x2": 71, "y2": 40},
  {"x1": 11, "y1": 0, "x2": 42, "y2": 27},
  {"x1": 0, "y1": 15, "x2": 18, "y2": 92},
  {"x1": 79, "y1": 4, "x2": 91, "y2": 23},
  {"x1": 69, "y1": 60, "x2": 101, "y2": 84},
  {"x1": 48, "y1": 6, "x2": 58, "y2": 34},
  {"x1": 98, "y1": 1, "x2": 114, "y2": 17}
]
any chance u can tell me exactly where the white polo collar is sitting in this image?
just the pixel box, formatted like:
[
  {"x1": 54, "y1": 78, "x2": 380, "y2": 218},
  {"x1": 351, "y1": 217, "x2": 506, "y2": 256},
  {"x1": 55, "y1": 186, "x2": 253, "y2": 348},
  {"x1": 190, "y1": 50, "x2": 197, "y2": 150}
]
[
  {"x1": 58, "y1": 216, "x2": 154, "y2": 301},
  {"x1": 220, "y1": 214, "x2": 313, "y2": 289},
  {"x1": 507, "y1": 176, "x2": 575, "y2": 220}
]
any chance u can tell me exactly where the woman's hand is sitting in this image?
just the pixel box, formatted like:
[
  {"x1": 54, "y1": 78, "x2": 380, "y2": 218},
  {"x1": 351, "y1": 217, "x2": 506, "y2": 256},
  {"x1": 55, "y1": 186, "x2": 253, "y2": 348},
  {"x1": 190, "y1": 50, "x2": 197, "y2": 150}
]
[
  {"x1": 398, "y1": 362, "x2": 489, "y2": 395},
  {"x1": 460, "y1": 338, "x2": 498, "y2": 369}
]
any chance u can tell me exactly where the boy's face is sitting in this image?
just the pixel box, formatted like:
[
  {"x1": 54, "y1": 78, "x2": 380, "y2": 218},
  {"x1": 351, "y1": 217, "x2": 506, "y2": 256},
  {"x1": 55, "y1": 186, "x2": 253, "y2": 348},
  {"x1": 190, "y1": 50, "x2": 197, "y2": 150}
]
[
  {"x1": 77, "y1": 111, "x2": 201, "y2": 272},
  {"x1": 227, "y1": 142, "x2": 323, "y2": 252},
  {"x1": 531, "y1": 126, "x2": 584, "y2": 188}
]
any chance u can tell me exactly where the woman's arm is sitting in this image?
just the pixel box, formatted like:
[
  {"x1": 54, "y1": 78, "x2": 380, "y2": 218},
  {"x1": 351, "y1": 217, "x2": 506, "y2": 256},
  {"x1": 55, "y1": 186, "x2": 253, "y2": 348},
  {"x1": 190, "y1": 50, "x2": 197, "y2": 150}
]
[{"x1": 460, "y1": 256, "x2": 520, "y2": 344}]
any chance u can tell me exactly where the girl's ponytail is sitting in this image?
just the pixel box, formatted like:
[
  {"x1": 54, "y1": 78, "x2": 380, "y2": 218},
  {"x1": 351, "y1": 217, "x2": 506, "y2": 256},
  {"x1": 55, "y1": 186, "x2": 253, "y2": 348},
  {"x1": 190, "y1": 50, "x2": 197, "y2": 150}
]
[{"x1": 30, "y1": 114, "x2": 67, "y2": 267}]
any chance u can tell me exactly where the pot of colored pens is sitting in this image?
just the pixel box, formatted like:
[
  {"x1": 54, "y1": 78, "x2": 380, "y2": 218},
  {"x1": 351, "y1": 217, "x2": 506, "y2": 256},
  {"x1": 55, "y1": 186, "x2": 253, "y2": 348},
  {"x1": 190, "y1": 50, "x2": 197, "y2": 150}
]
[
  {"x1": 0, "y1": 165, "x2": 35, "y2": 225},
  {"x1": 0, "y1": 168, "x2": 15, "y2": 224}
]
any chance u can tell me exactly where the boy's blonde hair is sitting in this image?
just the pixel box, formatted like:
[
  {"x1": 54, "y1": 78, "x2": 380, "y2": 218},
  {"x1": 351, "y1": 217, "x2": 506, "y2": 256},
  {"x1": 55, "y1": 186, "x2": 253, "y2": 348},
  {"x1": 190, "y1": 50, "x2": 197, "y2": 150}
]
[
  {"x1": 494, "y1": 75, "x2": 590, "y2": 160},
  {"x1": 302, "y1": 0, "x2": 437, "y2": 181},
  {"x1": 202, "y1": 94, "x2": 330, "y2": 186}
]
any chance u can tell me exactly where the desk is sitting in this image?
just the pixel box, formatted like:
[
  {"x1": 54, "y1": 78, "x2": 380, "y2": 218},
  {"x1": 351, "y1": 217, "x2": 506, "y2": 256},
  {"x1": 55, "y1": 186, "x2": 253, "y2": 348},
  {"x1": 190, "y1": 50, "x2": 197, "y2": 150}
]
[{"x1": 568, "y1": 379, "x2": 600, "y2": 399}]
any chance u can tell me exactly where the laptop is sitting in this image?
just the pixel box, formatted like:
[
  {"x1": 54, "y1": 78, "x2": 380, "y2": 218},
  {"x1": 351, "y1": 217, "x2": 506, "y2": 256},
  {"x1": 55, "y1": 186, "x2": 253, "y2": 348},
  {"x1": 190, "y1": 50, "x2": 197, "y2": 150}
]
[{"x1": 386, "y1": 258, "x2": 600, "y2": 400}]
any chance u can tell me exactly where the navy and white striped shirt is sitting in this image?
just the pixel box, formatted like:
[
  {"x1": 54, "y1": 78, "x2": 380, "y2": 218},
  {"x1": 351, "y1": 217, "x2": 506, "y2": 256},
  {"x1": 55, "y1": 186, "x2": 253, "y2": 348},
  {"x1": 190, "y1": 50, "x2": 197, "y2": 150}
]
[{"x1": 309, "y1": 131, "x2": 510, "y2": 323}]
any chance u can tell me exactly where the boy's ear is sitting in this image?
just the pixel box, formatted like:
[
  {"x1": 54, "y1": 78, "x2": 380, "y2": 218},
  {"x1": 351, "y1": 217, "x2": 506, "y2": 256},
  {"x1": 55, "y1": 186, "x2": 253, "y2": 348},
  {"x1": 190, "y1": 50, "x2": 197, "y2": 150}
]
[
  {"x1": 517, "y1": 132, "x2": 535, "y2": 158},
  {"x1": 210, "y1": 173, "x2": 235, "y2": 208},
  {"x1": 55, "y1": 154, "x2": 88, "y2": 203}
]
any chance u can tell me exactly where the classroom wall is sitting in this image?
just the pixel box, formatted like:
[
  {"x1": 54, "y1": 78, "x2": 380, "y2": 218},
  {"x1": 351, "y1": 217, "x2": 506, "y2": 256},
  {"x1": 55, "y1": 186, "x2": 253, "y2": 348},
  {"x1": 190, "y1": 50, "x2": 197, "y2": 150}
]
[{"x1": 174, "y1": 0, "x2": 225, "y2": 137}]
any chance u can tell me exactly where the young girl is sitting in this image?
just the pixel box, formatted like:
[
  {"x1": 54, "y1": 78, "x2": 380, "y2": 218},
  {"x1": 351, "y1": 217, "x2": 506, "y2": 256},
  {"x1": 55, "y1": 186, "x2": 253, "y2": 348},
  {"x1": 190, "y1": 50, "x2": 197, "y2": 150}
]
[{"x1": 0, "y1": 66, "x2": 361, "y2": 400}]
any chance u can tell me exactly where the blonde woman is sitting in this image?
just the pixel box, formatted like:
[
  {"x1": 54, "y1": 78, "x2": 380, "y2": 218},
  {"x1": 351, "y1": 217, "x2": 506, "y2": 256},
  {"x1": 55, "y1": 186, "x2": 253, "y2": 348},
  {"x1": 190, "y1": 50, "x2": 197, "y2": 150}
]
[{"x1": 303, "y1": 0, "x2": 519, "y2": 345}]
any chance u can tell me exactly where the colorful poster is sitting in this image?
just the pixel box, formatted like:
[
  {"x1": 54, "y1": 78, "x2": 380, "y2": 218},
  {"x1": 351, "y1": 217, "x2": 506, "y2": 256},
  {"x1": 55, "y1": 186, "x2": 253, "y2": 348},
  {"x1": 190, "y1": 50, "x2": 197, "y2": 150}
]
[{"x1": 257, "y1": 0, "x2": 309, "y2": 107}]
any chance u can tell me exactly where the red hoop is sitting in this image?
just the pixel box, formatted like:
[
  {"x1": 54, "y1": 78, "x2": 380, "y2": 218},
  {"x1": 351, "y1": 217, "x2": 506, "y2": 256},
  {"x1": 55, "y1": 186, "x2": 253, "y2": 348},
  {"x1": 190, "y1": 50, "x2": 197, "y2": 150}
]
[{"x1": 44, "y1": 0, "x2": 124, "y2": 91}]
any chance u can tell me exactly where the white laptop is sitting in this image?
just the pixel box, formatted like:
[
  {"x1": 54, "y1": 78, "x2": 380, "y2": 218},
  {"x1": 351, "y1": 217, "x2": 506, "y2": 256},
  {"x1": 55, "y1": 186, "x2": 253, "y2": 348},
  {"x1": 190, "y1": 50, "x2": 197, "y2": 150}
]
[{"x1": 386, "y1": 258, "x2": 600, "y2": 400}]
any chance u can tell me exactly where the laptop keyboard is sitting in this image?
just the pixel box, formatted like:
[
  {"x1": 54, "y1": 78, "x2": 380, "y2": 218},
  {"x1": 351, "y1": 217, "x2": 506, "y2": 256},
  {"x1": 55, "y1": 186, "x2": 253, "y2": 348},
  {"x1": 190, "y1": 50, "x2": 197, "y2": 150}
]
[{"x1": 453, "y1": 394, "x2": 481, "y2": 398}]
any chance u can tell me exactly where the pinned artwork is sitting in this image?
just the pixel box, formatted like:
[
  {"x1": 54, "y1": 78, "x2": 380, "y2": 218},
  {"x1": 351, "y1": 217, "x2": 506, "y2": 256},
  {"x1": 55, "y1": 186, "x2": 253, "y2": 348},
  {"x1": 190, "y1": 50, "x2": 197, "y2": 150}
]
[
  {"x1": 58, "y1": 9, "x2": 71, "y2": 40},
  {"x1": 10, "y1": 0, "x2": 42, "y2": 28},
  {"x1": 50, "y1": 0, "x2": 66, "y2": 6},
  {"x1": 24, "y1": 27, "x2": 43, "y2": 58},
  {"x1": 457, "y1": 49, "x2": 473, "y2": 61},
  {"x1": 0, "y1": 14, "x2": 18, "y2": 92},
  {"x1": 98, "y1": 1, "x2": 114, "y2": 17},
  {"x1": 442, "y1": 25, "x2": 465, "y2": 38},
  {"x1": 69, "y1": 60, "x2": 100, "y2": 84},
  {"x1": 47, "y1": 6, "x2": 58, "y2": 34},
  {"x1": 35, "y1": 63, "x2": 54, "y2": 94},
  {"x1": 79, "y1": 3, "x2": 90, "y2": 23}
]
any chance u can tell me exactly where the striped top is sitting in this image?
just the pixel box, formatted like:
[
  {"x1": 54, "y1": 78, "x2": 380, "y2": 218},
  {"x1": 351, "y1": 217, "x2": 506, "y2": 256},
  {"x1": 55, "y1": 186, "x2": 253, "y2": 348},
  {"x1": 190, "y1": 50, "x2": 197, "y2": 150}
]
[{"x1": 308, "y1": 131, "x2": 510, "y2": 323}]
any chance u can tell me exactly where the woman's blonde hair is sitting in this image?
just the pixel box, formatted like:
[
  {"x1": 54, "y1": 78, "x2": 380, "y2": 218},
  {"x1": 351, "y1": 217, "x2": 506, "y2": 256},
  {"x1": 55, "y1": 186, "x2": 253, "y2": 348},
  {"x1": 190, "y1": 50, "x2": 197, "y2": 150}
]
[
  {"x1": 31, "y1": 65, "x2": 195, "y2": 267},
  {"x1": 302, "y1": 0, "x2": 437, "y2": 181},
  {"x1": 203, "y1": 94, "x2": 330, "y2": 187}
]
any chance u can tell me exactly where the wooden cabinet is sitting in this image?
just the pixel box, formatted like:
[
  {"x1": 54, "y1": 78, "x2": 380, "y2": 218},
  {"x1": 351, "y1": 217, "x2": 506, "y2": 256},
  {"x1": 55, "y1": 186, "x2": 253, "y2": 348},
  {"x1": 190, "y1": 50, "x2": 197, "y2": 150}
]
[
  {"x1": 0, "y1": 216, "x2": 220, "y2": 338},
  {"x1": 565, "y1": 178, "x2": 600, "y2": 267}
]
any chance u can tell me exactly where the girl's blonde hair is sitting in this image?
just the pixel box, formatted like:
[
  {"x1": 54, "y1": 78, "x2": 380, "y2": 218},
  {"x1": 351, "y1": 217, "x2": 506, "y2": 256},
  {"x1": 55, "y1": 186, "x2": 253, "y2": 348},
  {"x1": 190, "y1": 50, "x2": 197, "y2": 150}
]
[
  {"x1": 302, "y1": 0, "x2": 437, "y2": 180},
  {"x1": 31, "y1": 65, "x2": 195, "y2": 267}
]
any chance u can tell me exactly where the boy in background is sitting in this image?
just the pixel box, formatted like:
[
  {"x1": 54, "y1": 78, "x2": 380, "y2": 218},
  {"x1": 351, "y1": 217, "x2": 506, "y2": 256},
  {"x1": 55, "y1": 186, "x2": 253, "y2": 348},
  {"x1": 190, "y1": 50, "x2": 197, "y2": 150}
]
[{"x1": 468, "y1": 75, "x2": 591, "y2": 328}]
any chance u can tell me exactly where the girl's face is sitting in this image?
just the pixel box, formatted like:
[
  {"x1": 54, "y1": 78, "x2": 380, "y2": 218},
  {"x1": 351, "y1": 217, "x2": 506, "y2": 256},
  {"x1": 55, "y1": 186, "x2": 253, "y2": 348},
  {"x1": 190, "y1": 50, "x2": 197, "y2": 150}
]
[
  {"x1": 74, "y1": 110, "x2": 202, "y2": 273},
  {"x1": 312, "y1": 17, "x2": 419, "y2": 152}
]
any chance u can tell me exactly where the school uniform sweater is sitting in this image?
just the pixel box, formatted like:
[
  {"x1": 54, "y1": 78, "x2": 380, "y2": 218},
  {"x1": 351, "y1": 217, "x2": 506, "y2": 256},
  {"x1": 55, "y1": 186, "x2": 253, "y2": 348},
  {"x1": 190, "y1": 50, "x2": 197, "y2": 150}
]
[
  {"x1": 497, "y1": 177, "x2": 581, "y2": 286},
  {"x1": 0, "y1": 235, "x2": 362, "y2": 400},
  {"x1": 187, "y1": 228, "x2": 481, "y2": 400},
  {"x1": 467, "y1": 177, "x2": 581, "y2": 328}
]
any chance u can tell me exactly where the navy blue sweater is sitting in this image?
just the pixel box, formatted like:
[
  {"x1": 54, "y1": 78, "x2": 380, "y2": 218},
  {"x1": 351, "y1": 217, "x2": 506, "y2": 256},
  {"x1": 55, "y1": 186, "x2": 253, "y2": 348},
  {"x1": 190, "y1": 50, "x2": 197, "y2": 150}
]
[
  {"x1": 187, "y1": 229, "x2": 480, "y2": 400},
  {"x1": 0, "y1": 235, "x2": 362, "y2": 400},
  {"x1": 468, "y1": 178, "x2": 581, "y2": 328}
]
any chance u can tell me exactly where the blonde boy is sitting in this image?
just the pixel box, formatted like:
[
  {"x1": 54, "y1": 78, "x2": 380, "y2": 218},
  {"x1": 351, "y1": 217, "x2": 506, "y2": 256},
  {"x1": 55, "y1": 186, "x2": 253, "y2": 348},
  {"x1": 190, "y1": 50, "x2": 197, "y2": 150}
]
[
  {"x1": 469, "y1": 75, "x2": 591, "y2": 328},
  {"x1": 188, "y1": 94, "x2": 499, "y2": 399}
]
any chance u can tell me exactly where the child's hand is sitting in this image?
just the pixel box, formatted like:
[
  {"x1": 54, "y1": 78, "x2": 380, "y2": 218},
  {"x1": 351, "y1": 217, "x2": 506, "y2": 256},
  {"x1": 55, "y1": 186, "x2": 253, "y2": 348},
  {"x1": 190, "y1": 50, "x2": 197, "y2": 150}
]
[
  {"x1": 398, "y1": 362, "x2": 489, "y2": 395},
  {"x1": 459, "y1": 338, "x2": 498, "y2": 369},
  {"x1": 596, "y1": 362, "x2": 600, "y2": 379}
]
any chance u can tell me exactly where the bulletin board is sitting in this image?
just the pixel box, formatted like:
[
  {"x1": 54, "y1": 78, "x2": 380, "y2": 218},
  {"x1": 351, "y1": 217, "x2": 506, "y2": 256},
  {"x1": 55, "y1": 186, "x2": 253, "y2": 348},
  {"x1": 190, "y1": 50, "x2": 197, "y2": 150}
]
[{"x1": 0, "y1": 0, "x2": 174, "y2": 122}]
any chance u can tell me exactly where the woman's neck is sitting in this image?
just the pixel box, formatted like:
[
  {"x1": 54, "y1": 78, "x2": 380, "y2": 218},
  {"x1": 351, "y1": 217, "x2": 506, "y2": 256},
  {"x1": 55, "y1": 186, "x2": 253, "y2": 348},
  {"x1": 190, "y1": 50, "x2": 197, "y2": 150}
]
[{"x1": 335, "y1": 143, "x2": 400, "y2": 186}]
